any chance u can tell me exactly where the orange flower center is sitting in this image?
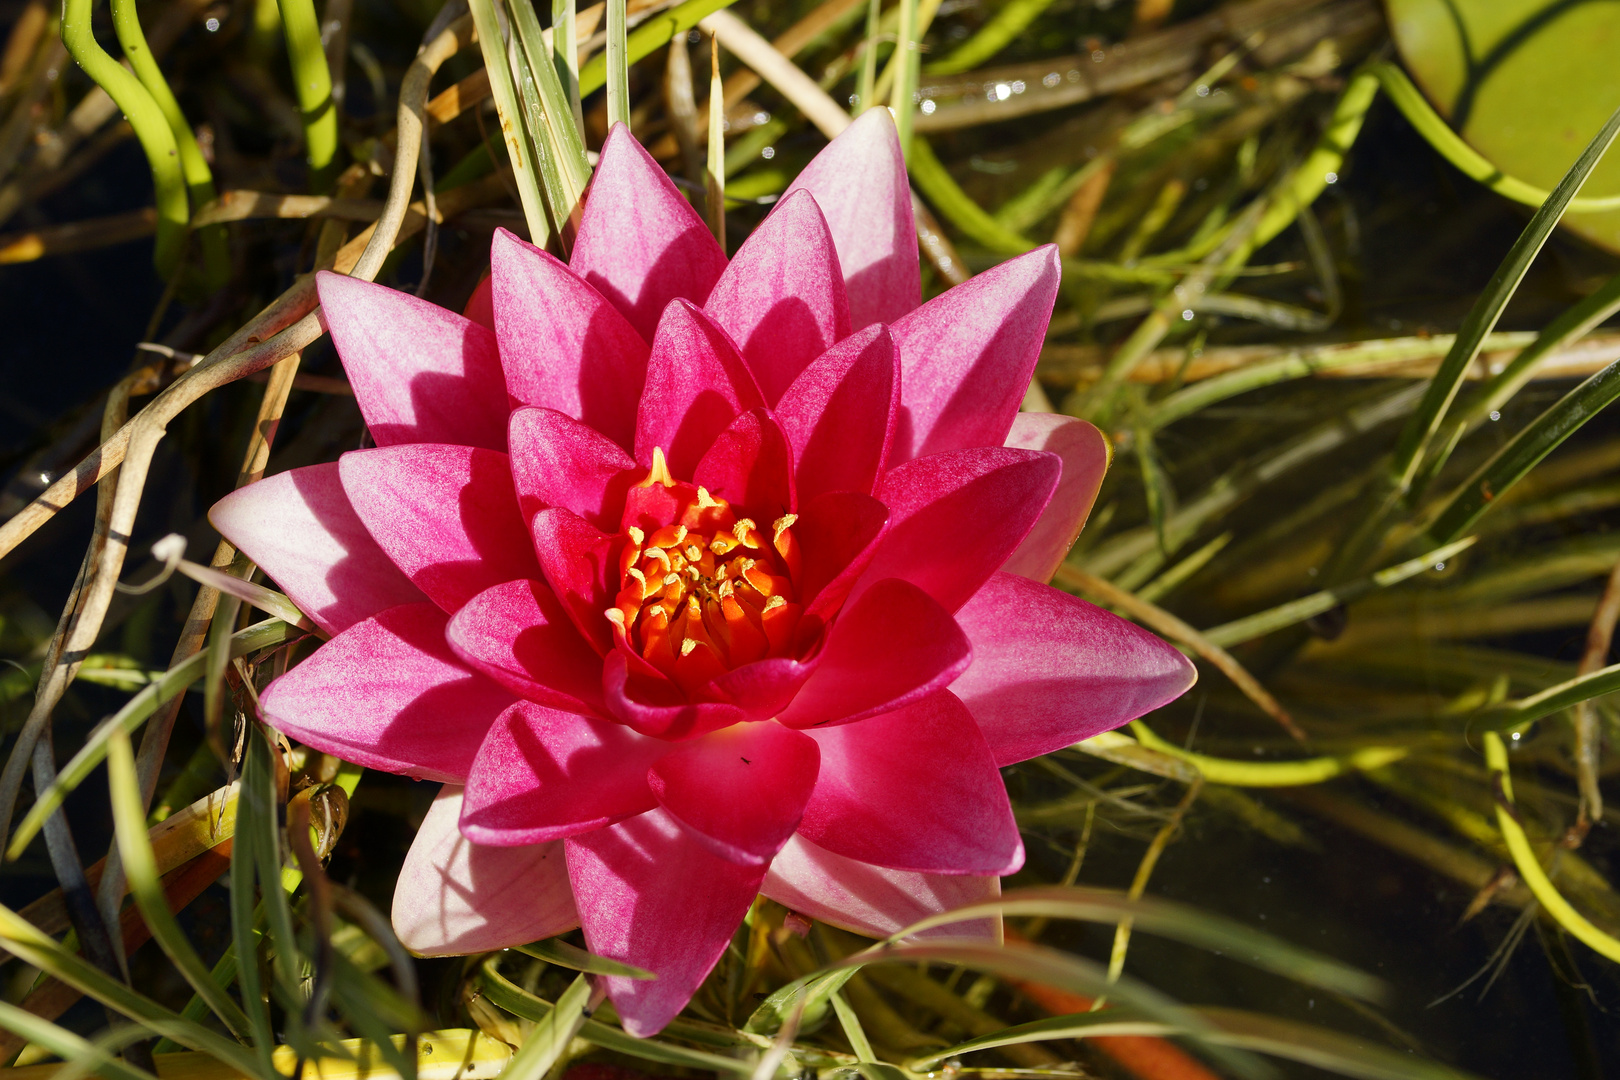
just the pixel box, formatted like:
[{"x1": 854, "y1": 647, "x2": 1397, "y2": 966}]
[{"x1": 608, "y1": 449, "x2": 803, "y2": 694}]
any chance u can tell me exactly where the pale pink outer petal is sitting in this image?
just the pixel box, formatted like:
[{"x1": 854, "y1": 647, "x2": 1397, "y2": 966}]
[
  {"x1": 259, "y1": 603, "x2": 515, "y2": 782},
  {"x1": 460, "y1": 700, "x2": 664, "y2": 845},
  {"x1": 570, "y1": 123, "x2": 729, "y2": 341},
  {"x1": 951, "y1": 572, "x2": 1197, "y2": 766},
  {"x1": 509, "y1": 407, "x2": 637, "y2": 532},
  {"x1": 784, "y1": 107, "x2": 919, "y2": 329},
  {"x1": 647, "y1": 721, "x2": 819, "y2": 865},
  {"x1": 858, "y1": 446, "x2": 1059, "y2": 614},
  {"x1": 777, "y1": 578, "x2": 971, "y2": 730},
  {"x1": 890, "y1": 246, "x2": 1061, "y2": 462},
  {"x1": 762, "y1": 834, "x2": 1001, "y2": 941},
  {"x1": 210, "y1": 464, "x2": 426, "y2": 637},
  {"x1": 1000, "y1": 414, "x2": 1109, "y2": 582},
  {"x1": 634, "y1": 300, "x2": 764, "y2": 477},
  {"x1": 566, "y1": 809, "x2": 766, "y2": 1036},
  {"x1": 316, "y1": 272, "x2": 508, "y2": 451},
  {"x1": 394, "y1": 785, "x2": 578, "y2": 957},
  {"x1": 446, "y1": 579, "x2": 608, "y2": 715},
  {"x1": 339, "y1": 445, "x2": 541, "y2": 613},
  {"x1": 797, "y1": 691, "x2": 1023, "y2": 875},
  {"x1": 492, "y1": 228, "x2": 650, "y2": 449},
  {"x1": 704, "y1": 189, "x2": 851, "y2": 405},
  {"x1": 775, "y1": 325, "x2": 898, "y2": 504}
]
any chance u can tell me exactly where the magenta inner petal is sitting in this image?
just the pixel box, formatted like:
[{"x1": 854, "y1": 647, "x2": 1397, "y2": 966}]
[
  {"x1": 952, "y1": 571, "x2": 1198, "y2": 766},
  {"x1": 317, "y1": 271, "x2": 509, "y2": 451},
  {"x1": 634, "y1": 299, "x2": 763, "y2": 479},
  {"x1": 508, "y1": 406, "x2": 639, "y2": 532},
  {"x1": 258, "y1": 602, "x2": 514, "y2": 783},
  {"x1": 339, "y1": 444, "x2": 541, "y2": 613},
  {"x1": 566, "y1": 809, "x2": 767, "y2": 1037},
  {"x1": 860, "y1": 446, "x2": 1060, "y2": 614},
  {"x1": 647, "y1": 721, "x2": 819, "y2": 865},
  {"x1": 491, "y1": 228, "x2": 650, "y2": 450},
  {"x1": 797, "y1": 690, "x2": 1023, "y2": 875},
  {"x1": 777, "y1": 577, "x2": 971, "y2": 730},
  {"x1": 531, "y1": 507, "x2": 620, "y2": 654},
  {"x1": 570, "y1": 123, "x2": 730, "y2": 341},
  {"x1": 1000, "y1": 413, "x2": 1110, "y2": 583},
  {"x1": 602, "y1": 650, "x2": 748, "y2": 740},
  {"x1": 461, "y1": 700, "x2": 665, "y2": 845},
  {"x1": 775, "y1": 324, "x2": 898, "y2": 504},
  {"x1": 703, "y1": 189, "x2": 851, "y2": 405},
  {"x1": 691, "y1": 408, "x2": 795, "y2": 522},
  {"x1": 446, "y1": 578, "x2": 608, "y2": 716}
]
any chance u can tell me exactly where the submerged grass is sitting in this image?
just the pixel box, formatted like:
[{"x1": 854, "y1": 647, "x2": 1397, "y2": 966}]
[{"x1": 2, "y1": 0, "x2": 1620, "y2": 1077}]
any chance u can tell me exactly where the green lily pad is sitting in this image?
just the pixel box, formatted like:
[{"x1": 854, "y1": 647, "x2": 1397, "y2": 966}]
[{"x1": 1387, "y1": 0, "x2": 1620, "y2": 252}]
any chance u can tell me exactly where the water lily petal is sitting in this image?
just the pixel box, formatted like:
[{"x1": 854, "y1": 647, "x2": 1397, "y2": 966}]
[
  {"x1": 492, "y1": 228, "x2": 650, "y2": 449},
  {"x1": 762, "y1": 834, "x2": 1001, "y2": 940},
  {"x1": 317, "y1": 272, "x2": 508, "y2": 451},
  {"x1": 601, "y1": 650, "x2": 748, "y2": 740},
  {"x1": 210, "y1": 463, "x2": 426, "y2": 636},
  {"x1": 704, "y1": 189, "x2": 850, "y2": 405},
  {"x1": 859, "y1": 446, "x2": 1059, "y2": 613},
  {"x1": 784, "y1": 107, "x2": 918, "y2": 329},
  {"x1": 648, "y1": 722, "x2": 819, "y2": 865},
  {"x1": 778, "y1": 578, "x2": 970, "y2": 730},
  {"x1": 952, "y1": 571, "x2": 1197, "y2": 765},
  {"x1": 775, "y1": 325, "x2": 897, "y2": 503},
  {"x1": 793, "y1": 491, "x2": 889, "y2": 624},
  {"x1": 692, "y1": 408, "x2": 793, "y2": 520},
  {"x1": 460, "y1": 700, "x2": 664, "y2": 845},
  {"x1": 567, "y1": 809, "x2": 766, "y2": 1036},
  {"x1": 447, "y1": 579, "x2": 608, "y2": 715},
  {"x1": 509, "y1": 406, "x2": 638, "y2": 531},
  {"x1": 531, "y1": 507, "x2": 619, "y2": 654},
  {"x1": 1001, "y1": 414, "x2": 1109, "y2": 582},
  {"x1": 394, "y1": 785, "x2": 578, "y2": 956},
  {"x1": 635, "y1": 299, "x2": 763, "y2": 478},
  {"x1": 798, "y1": 691, "x2": 1023, "y2": 875},
  {"x1": 339, "y1": 444, "x2": 540, "y2": 613},
  {"x1": 570, "y1": 123, "x2": 729, "y2": 341},
  {"x1": 259, "y1": 603, "x2": 514, "y2": 782},
  {"x1": 703, "y1": 656, "x2": 815, "y2": 722},
  {"x1": 463, "y1": 274, "x2": 494, "y2": 328},
  {"x1": 891, "y1": 246, "x2": 1061, "y2": 462}
]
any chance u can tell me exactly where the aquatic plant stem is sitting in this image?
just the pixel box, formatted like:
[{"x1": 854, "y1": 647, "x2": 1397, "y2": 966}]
[
  {"x1": 705, "y1": 32, "x2": 724, "y2": 245},
  {"x1": 606, "y1": 0, "x2": 628, "y2": 128},
  {"x1": 107, "y1": 0, "x2": 227, "y2": 286},
  {"x1": 1484, "y1": 731, "x2": 1620, "y2": 963},
  {"x1": 279, "y1": 0, "x2": 338, "y2": 189},
  {"x1": 1122, "y1": 725, "x2": 1410, "y2": 787},
  {"x1": 888, "y1": 0, "x2": 917, "y2": 155},
  {"x1": 58, "y1": 0, "x2": 187, "y2": 276},
  {"x1": 855, "y1": 0, "x2": 879, "y2": 112}
]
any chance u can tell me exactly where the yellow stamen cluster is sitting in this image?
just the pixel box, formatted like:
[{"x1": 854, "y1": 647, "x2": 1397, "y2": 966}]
[{"x1": 609, "y1": 450, "x2": 802, "y2": 693}]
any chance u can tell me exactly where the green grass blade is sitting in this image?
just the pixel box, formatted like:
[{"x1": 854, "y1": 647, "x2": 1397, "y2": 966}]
[
  {"x1": 509, "y1": 0, "x2": 590, "y2": 214},
  {"x1": 1478, "y1": 661, "x2": 1620, "y2": 732},
  {"x1": 924, "y1": 0, "x2": 1058, "y2": 75},
  {"x1": 890, "y1": 886, "x2": 1383, "y2": 1001},
  {"x1": 821, "y1": 939, "x2": 1272, "y2": 1080},
  {"x1": 1461, "y1": 271, "x2": 1620, "y2": 430},
  {"x1": 605, "y1": 0, "x2": 629, "y2": 128},
  {"x1": 479, "y1": 957, "x2": 753, "y2": 1073},
  {"x1": 466, "y1": 0, "x2": 552, "y2": 245},
  {"x1": 514, "y1": 937, "x2": 656, "y2": 978},
  {"x1": 829, "y1": 988, "x2": 874, "y2": 1062},
  {"x1": 243, "y1": 725, "x2": 302, "y2": 998},
  {"x1": 577, "y1": 0, "x2": 741, "y2": 98},
  {"x1": 1389, "y1": 98, "x2": 1620, "y2": 496},
  {"x1": 1201, "y1": 537, "x2": 1478, "y2": 647},
  {"x1": 1430, "y1": 359, "x2": 1620, "y2": 543},
  {"x1": 908, "y1": 1009, "x2": 1170, "y2": 1068},
  {"x1": 0, "y1": 905, "x2": 266, "y2": 1074},
  {"x1": 503, "y1": 973, "x2": 598, "y2": 1080},
  {"x1": 8, "y1": 619, "x2": 297, "y2": 860},
  {"x1": 0, "y1": 1003, "x2": 159, "y2": 1080},
  {"x1": 106, "y1": 726, "x2": 253, "y2": 1039}
]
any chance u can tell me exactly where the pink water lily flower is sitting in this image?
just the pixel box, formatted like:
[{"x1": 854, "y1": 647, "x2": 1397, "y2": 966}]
[{"x1": 211, "y1": 110, "x2": 1194, "y2": 1036}]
